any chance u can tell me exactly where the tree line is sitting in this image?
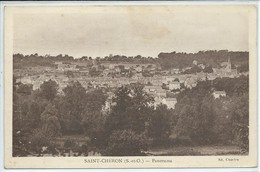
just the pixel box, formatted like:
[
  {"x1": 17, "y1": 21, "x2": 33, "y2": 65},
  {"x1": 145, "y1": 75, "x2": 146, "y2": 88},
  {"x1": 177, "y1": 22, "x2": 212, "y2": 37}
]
[
  {"x1": 13, "y1": 50, "x2": 249, "y2": 72},
  {"x1": 158, "y1": 50, "x2": 248, "y2": 70}
]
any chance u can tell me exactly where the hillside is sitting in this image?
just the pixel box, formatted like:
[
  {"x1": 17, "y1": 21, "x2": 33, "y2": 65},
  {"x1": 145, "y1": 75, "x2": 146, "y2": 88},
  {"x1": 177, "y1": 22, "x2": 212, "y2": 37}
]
[{"x1": 13, "y1": 50, "x2": 249, "y2": 72}]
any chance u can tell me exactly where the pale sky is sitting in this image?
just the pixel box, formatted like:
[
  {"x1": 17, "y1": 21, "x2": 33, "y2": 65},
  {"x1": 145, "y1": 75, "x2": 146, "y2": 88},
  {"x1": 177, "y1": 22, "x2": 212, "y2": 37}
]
[{"x1": 13, "y1": 6, "x2": 249, "y2": 58}]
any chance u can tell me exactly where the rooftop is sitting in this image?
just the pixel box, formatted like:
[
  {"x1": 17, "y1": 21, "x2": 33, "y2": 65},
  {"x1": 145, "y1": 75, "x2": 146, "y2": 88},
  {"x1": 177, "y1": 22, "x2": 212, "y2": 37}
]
[{"x1": 213, "y1": 91, "x2": 226, "y2": 94}]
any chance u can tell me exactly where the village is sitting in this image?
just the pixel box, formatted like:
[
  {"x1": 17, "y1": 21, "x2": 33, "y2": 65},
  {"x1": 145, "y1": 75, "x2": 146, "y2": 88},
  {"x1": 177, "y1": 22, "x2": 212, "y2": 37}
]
[{"x1": 14, "y1": 56, "x2": 245, "y2": 111}]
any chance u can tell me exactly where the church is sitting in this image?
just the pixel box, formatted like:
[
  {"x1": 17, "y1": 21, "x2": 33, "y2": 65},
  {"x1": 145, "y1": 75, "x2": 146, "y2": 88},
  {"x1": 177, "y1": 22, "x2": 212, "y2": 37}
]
[{"x1": 212, "y1": 57, "x2": 238, "y2": 77}]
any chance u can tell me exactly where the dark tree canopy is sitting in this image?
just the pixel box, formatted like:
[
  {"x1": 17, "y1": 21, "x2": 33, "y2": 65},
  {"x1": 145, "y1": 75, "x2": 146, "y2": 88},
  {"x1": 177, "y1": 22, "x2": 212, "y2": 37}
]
[
  {"x1": 37, "y1": 80, "x2": 59, "y2": 101},
  {"x1": 105, "y1": 86, "x2": 154, "y2": 134},
  {"x1": 158, "y1": 50, "x2": 248, "y2": 70}
]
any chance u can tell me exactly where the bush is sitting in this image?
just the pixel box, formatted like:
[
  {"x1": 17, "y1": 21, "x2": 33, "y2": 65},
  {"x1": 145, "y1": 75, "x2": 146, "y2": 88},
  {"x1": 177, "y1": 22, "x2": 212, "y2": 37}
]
[
  {"x1": 63, "y1": 139, "x2": 76, "y2": 149},
  {"x1": 105, "y1": 130, "x2": 147, "y2": 156},
  {"x1": 78, "y1": 144, "x2": 89, "y2": 156},
  {"x1": 30, "y1": 129, "x2": 52, "y2": 155}
]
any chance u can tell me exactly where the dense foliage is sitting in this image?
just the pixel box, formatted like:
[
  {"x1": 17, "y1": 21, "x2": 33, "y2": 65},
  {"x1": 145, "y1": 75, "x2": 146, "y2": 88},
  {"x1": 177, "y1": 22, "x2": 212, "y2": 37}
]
[
  {"x1": 13, "y1": 75, "x2": 249, "y2": 156},
  {"x1": 174, "y1": 76, "x2": 249, "y2": 149},
  {"x1": 158, "y1": 50, "x2": 248, "y2": 70}
]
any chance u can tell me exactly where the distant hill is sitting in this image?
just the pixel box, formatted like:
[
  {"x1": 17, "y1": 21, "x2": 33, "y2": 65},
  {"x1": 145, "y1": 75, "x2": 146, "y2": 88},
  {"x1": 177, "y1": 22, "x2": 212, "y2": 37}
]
[
  {"x1": 158, "y1": 50, "x2": 249, "y2": 70},
  {"x1": 14, "y1": 53, "x2": 76, "y2": 69},
  {"x1": 13, "y1": 50, "x2": 249, "y2": 71}
]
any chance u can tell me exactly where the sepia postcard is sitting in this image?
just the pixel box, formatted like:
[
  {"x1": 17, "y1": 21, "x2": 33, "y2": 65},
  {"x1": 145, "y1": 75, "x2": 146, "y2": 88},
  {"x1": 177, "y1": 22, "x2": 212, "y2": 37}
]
[{"x1": 3, "y1": 4, "x2": 258, "y2": 168}]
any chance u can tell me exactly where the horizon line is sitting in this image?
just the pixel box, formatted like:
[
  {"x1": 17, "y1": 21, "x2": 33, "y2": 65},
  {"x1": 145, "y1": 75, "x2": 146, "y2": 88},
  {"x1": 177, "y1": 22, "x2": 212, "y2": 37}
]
[{"x1": 13, "y1": 49, "x2": 249, "y2": 59}]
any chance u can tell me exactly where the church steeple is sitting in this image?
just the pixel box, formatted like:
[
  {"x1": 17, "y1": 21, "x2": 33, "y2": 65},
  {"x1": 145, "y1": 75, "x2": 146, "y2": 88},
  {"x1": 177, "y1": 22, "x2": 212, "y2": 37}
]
[{"x1": 226, "y1": 56, "x2": 231, "y2": 72}]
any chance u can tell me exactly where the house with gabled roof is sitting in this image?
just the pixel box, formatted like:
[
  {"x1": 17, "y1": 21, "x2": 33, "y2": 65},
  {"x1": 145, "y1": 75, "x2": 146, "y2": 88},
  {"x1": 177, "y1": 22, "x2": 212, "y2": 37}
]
[
  {"x1": 213, "y1": 90, "x2": 226, "y2": 99},
  {"x1": 162, "y1": 98, "x2": 177, "y2": 109},
  {"x1": 169, "y1": 81, "x2": 181, "y2": 90}
]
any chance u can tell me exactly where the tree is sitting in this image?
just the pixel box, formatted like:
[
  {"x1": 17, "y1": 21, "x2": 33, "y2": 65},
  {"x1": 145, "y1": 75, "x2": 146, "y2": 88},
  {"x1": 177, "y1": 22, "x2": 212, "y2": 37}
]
[
  {"x1": 81, "y1": 89, "x2": 107, "y2": 141},
  {"x1": 147, "y1": 104, "x2": 173, "y2": 145},
  {"x1": 174, "y1": 78, "x2": 180, "y2": 82},
  {"x1": 105, "y1": 87, "x2": 132, "y2": 133},
  {"x1": 96, "y1": 86, "x2": 154, "y2": 149},
  {"x1": 57, "y1": 81, "x2": 87, "y2": 134},
  {"x1": 80, "y1": 56, "x2": 89, "y2": 61},
  {"x1": 233, "y1": 76, "x2": 249, "y2": 96},
  {"x1": 162, "y1": 83, "x2": 168, "y2": 89},
  {"x1": 147, "y1": 82, "x2": 153, "y2": 86},
  {"x1": 14, "y1": 95, "x2": 48, "y2": 135},
  {"x1": 213, "y1": 76, "x2": 248, "y2": 96},
  {"x1": 183, "y1": 66, "x2": 202, "y2": 74},
  {"x1": 174, "y1": 81, "x2": 215, "y2": 144},
  {"x1": 118, "y1": 65, "x2": 125, "y2": 71},
  {"x1": 89, "y1": 67, "x2": 101, "y2": 77},
  {"x1": 203, "y1": 65, "x2": 213, "y2": 73},
  {"x1": 26, "y1": 100, "x2": 46, "y2": 128},
  {"x1": 211, "y1": 98, "x2": 234, "y2": 144},
  {"x1": 237, "y1": 63, "x2": 249, "y2": 73},
  {"x1": 106, "y1": 86, "x2": 154, "y2": 133},
  {"x1": 40, "y1": 104, "x2": 61, "y2": 137},
  {"x1": 190, "y1": 95, "x2": 216, "y2": 144},
  {"x1": 37, "y1": 80, "x2": 58, "y2": 101},
  {"x1": 30, "y1": 128, "x2": 52, "y2": 156},
  {"x1": 105, "y1": 130, "x2": 147, "y2": 156},
  {"x1": 231, "y1": 93, "x2": 249, "y2": 152},
  {"x1": 174, "y1": 101, "x2": 198, "y2": 137},
  {"x1": 16, "y1": 84, "x2": 33, "y2": 95}
]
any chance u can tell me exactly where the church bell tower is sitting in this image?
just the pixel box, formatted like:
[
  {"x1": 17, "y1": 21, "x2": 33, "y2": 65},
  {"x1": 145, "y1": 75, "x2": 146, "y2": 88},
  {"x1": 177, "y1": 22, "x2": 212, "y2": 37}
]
[{"x1": 226, "y1": 56, "x2": 231, "y2": 72}]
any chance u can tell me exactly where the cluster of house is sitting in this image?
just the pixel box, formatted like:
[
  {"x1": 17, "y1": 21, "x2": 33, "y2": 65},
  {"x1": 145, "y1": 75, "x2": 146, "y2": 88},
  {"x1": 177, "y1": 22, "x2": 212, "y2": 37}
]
[
  {"x1": 19, "y1": 71, "x2": 228, "y2": 112},
  {"x1": 18, "y1": 72, "x2": 202, "y2": 92},
  {"x1": 143, "y1": 85, "x2": 177, "y2": 109},
  {"x1": 16, "y1": 57, "x2": 242, "y2": 111},
  {"x1": 14, "y1": 66, "x2": 55, "y2": 77},
  {"x1": 18, "y1": 74, "x2": 69, "y2": 92},
  {"x1": 16, "y1": 56, "x2": 239, "y2": 81},
  {"x1": 54, "y1": 61, "x2": 159, "y2": 76},
  {"x1": 55, "y1": 62, "x2": 78, "y2": 72}
]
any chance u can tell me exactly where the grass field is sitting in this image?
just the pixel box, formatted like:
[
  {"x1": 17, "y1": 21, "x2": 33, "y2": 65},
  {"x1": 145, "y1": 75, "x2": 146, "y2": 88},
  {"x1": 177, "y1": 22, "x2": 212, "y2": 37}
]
[{"x1": 147, "y1": 145, "x2": 244, "y2": 156}]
